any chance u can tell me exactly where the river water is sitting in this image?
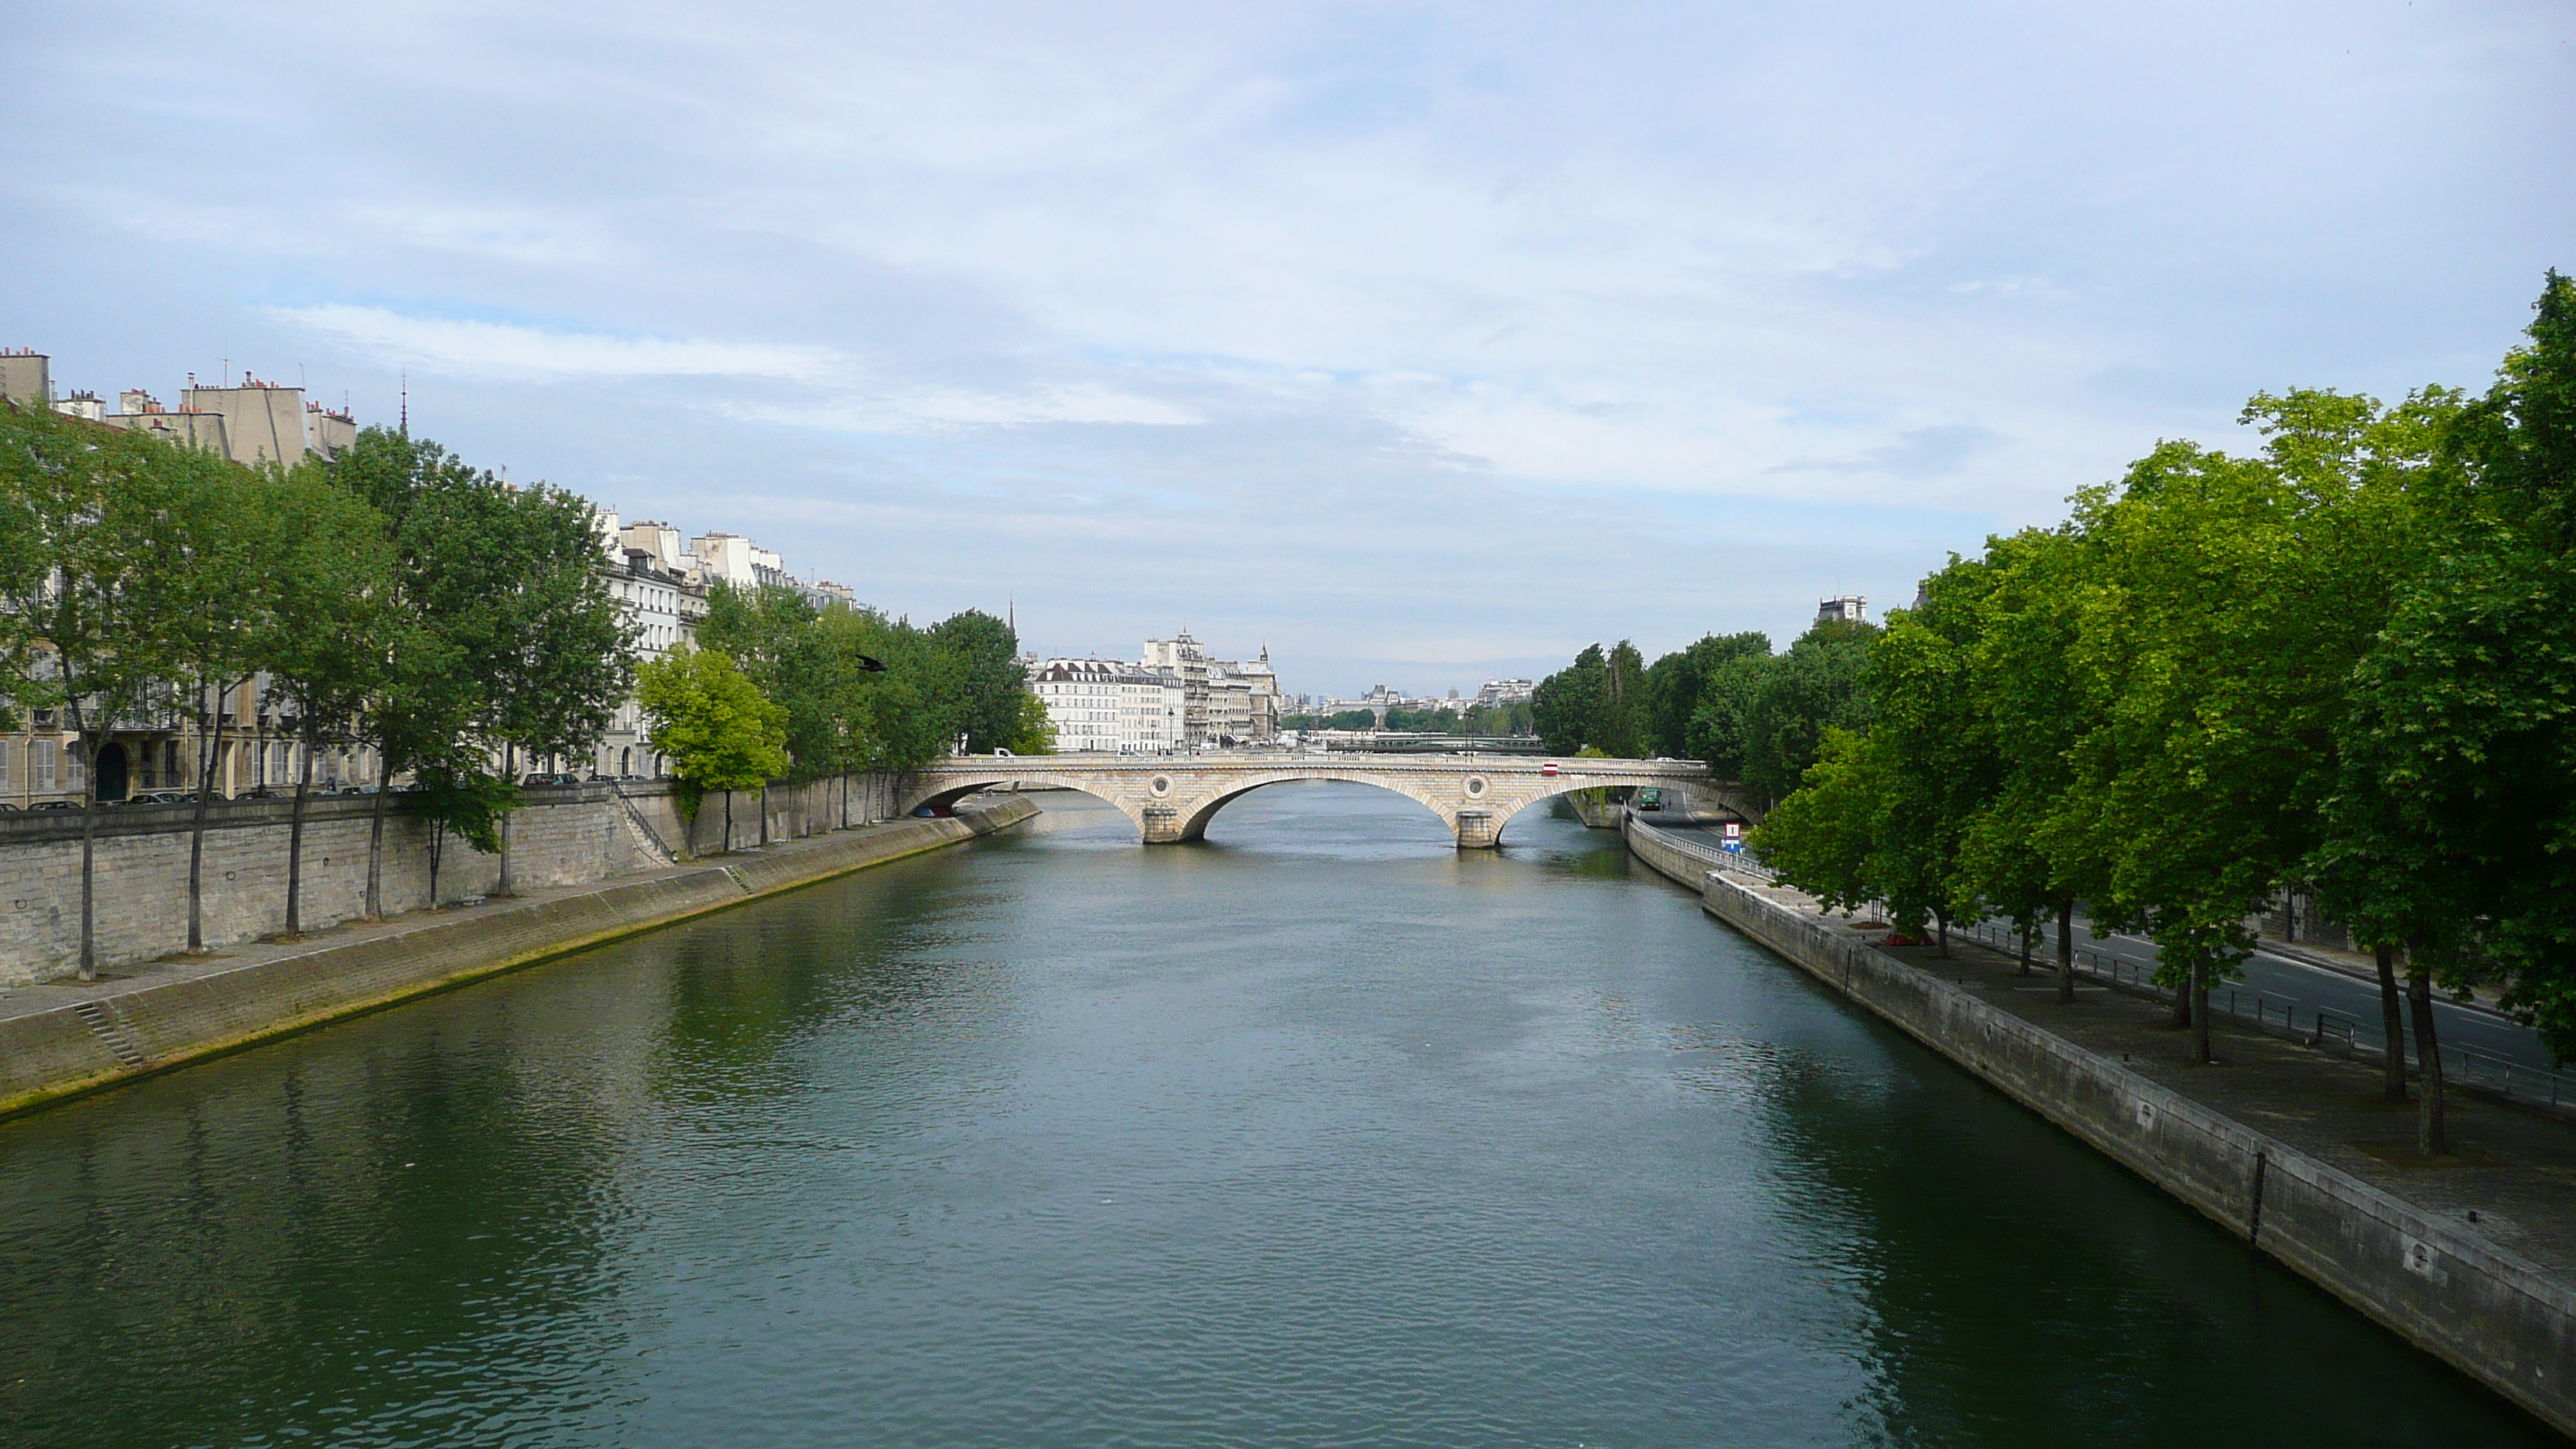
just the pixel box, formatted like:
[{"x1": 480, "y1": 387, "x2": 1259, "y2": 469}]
[{"x1": 0, "y1": 786, "x2": 2551, "y2": 1447}]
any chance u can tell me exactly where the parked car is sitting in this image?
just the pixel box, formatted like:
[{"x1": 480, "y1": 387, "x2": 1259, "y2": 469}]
[
  {"x1": 29, "y1": 800, "x2": 77, "y2": 811},
  {"x1": 521, "y1": 771, "x2": 583, "y2": 787},
  {"x1": 0, "y1": 801, "x2": 19, "y2": 811}
]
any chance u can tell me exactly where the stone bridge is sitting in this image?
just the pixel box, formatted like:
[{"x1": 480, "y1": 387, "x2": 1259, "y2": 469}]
[{"x1": 896, "y1": 752, "x2": 1746, "y2": 848}]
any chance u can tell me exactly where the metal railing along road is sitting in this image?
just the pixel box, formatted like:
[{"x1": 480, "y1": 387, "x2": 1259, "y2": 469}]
[
  {"x1": 1629, "y1": 817, "x2": 1778, "y2": 881},
  {"x1": 1960, "y1": 920, "x2": 2576, "y2": 1115}
]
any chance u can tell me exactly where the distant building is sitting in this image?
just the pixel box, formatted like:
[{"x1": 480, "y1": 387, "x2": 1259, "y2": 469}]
[
  {"x1": 1202, "y1": 648, "x2": 1279, "y2": 745},
  {"x1": 1817, "y1": 594, "x2": 1868, "y2": 625},
  {"x1": 1027, "y1": 659, "x2": 1184, "y2": 755},
  {"x1": 689, "y1": 532, "x2": 790, "y2": 591},
  {"x1": 0, "y1": 349, "x2": 50, "y2": 407},
  {"x1": 86, "y1": 386, "x2": 233, "y2": 455},
  {"x1": 1142, "y1": 632, "x2": 1210, "y2": 745},
  {"x1": 590, "y1": 512, "x2": 711, "y2": 779},
  {"x1": 1476, "y1": 678, "x2": 1534, "y2": 707}
]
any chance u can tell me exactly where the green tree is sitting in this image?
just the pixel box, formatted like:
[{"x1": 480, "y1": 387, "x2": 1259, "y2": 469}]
[
  {"x1": 1954, "y1": 526, "x2": 2101, "y2": 1003},
  {"x1": 1714, "y1": 618, "x2": 1878, "y2": 807},
  {"x1": 637, "y1": 645, "x2": 789, "y2": 853},
  {"x1": 1532, "y1": 645, "x2": 1608, "y2": 754},
  {"x1": 1858, "y1": 563, "x2": 2000, "y2": 954},
  {"x1": 144, "y1": 444, "x2": 275, "y2": 952},
  {"x1": 816, "y1": 604, "x2": 964, "y2": 772},
  {"x1": 1643, "y1": 632, "x2": 1769, "y2": 758},
  {"x1": 262, "y1": 461, "x2": 399, "y2": 934},
  {"x1": 2057, "y1": 392, "x2": 2426, "y2": 1064},
  {"x1": 331, "y1": 429, "x2": 512, "y2": 914},
  {"x1": 1749, "y1": 728, "x2": 1886, "y2": 918},
  {"x1": 1008, "y1": 688, "x2": 1058, "y2": 755},
  {"x1": 408, "y1": 764, "x2": 519, "y2": 909},
  {"x1": 482, "y1": 483, "x2": 634, "y2": 884},
  {"x1": 2314, "y1": 273, "x2": 2576, "y2": 1149},
  {"x1": 1284, "y1": 708, "x2": 1379, "y2": 732},
  {"x1": 928, "y1": 609, "x2": 1025, "y2": 753},
  {"x1": 0, "y1": 404, "x2": 192, "y2": 977},
  {"x1": 700, "y1": 583, "x2": 835, "y2": 771}
]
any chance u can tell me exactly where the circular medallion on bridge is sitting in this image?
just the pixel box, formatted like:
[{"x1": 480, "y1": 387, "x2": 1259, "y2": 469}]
[
  {"x1": 1151, "y1": 775, "x2": 1173, "y2": 796},
  {"x1": 1464, "y1": 775, "x2": 1488, "y2": 798}
]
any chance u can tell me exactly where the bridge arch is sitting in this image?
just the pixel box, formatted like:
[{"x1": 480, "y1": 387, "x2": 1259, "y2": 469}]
[
  {"x1": 899, "y1": 772, "x2": 1155, "y2": 840},
  {"x1": 1168, "y1": 771, "x2": 1460, "y2": 843}
]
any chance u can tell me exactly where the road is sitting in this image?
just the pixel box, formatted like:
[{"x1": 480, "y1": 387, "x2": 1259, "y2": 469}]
[{"x1": 1649, "y1": 820, "x2": 2561, "y2": 1073}]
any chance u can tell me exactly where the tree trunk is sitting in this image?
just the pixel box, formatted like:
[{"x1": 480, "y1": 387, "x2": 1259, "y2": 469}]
[
  {"x1": 1933, "y1": 909, "x2": 1950, "y2": 958},
  {"x1": 186, "y1": 675, "x2": 236, "y2": 954},
  {"x1": 2016, "y1": 921, "x2": 2033, "y2": 977},
  {"x1": 427, "y1": 820, "x2": 446, "y2": 909},
  {"x1": 2192, "y1": 960, "x2": 2212, "y2": 1064},
  {"x1": 497, "y1": 742, "x2": 516, "y2": 896},
  {"x1": 2376, "y1": 942, "x2": 2408, "y2": 1104},
  {"x1": 74, "y1": 707, "x2": 99, "y2": 982},
  {"x1": 760, "y1": 781, "x2": 771, "y2": 847},
  {"x1": 2409, "y1": 966, "x2": 2448, "y2": 1155},
  {"x1": 723, "y1": 790, "x2": 734, "y2": 855},
  {"x1": 365, "y1": 752, "x2": 394, "y2": 919},
  {"x1": 285, "y1": 727, "x2": 316, "y2": 937},
  {"x1": 2170, "y1": 977, "x2": 2191, "y2": 1029},
  {"x1": 2057, "y1": 899, "x2": 2076, "y2": 1005}
]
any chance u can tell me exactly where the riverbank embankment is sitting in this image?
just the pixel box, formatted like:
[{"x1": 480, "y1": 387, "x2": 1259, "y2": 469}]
[
  {"x1": 0, "y1": 772, "x2": 923, "y2": 984},
  {"x1": 0, "y1": 795, "x2": 1037, "y2": 1121},
  {"x1": 1624, "y1": 814, "x2": 2576, "y2": 1439}
]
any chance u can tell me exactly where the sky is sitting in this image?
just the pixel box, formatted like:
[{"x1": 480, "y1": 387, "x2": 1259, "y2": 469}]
[{"x1": 4, "y1": 2, "x2": 2571, "y2": 699}]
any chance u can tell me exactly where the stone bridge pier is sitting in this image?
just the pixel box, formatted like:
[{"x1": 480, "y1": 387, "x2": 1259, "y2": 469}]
[{"x1": 895, "y1": 752, "x2": 1738, "y2": 850}]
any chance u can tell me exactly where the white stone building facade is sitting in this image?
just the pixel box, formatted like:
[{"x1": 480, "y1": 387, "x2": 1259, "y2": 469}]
[{"x1": 1027, "y1": 659, "x2": 1185, "y2": 755}]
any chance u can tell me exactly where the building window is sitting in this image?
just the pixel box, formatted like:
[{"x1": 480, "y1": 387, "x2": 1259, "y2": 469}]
[{"x1": 33, "y1": 739, "x2": 57, "y2": 793}]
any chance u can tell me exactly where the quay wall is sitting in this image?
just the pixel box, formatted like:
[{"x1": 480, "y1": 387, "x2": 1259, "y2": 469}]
[
  {"x1": 0, "y1": 773, "x2": 914, "y2": 985},
  {"x1": 0, "y1": 796, "x2": 1037, "y2": 1120},
  {"x1": 1623, "y1": 816, "x2": 2574, "y2": 1437}
]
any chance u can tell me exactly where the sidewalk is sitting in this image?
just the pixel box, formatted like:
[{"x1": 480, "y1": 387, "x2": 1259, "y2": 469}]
[{"x1": 1742, "y1": 874, "x2": 2576, "y2": 1279}]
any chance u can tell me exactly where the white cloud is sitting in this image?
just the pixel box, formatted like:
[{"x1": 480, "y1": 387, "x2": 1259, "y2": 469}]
[
  {"x1": 9, "y1": 0, "x2": 2571, "y2": 690},
  {"x1": 267, "y1": 305, "x2": 841, "y2": 382}
]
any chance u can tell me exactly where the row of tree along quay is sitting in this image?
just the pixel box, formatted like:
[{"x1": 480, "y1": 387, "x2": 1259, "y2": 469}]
[
  {"x1": 1533, "y1": 272, "x2": 2576, "y2": 1156},
  {"x1": 0, "y1": 409, "x2": 1043, "y2": 982},
  {"x1": 1278, "y1": 701, "x2": 1535, "y2": 735},
  {"x1": 639, "y1": 580, "x2": 1055, "y2": 850}
]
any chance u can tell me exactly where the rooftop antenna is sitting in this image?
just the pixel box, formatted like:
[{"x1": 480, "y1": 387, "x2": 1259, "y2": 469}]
[{"x1": 399, "y1": 372, "x2": 409, "y2": 437}]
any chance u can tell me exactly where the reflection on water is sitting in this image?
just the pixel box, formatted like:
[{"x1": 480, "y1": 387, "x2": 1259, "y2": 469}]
[{"x1": 0, "y1": 785, "x2": 2550, "y2": 1447}]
